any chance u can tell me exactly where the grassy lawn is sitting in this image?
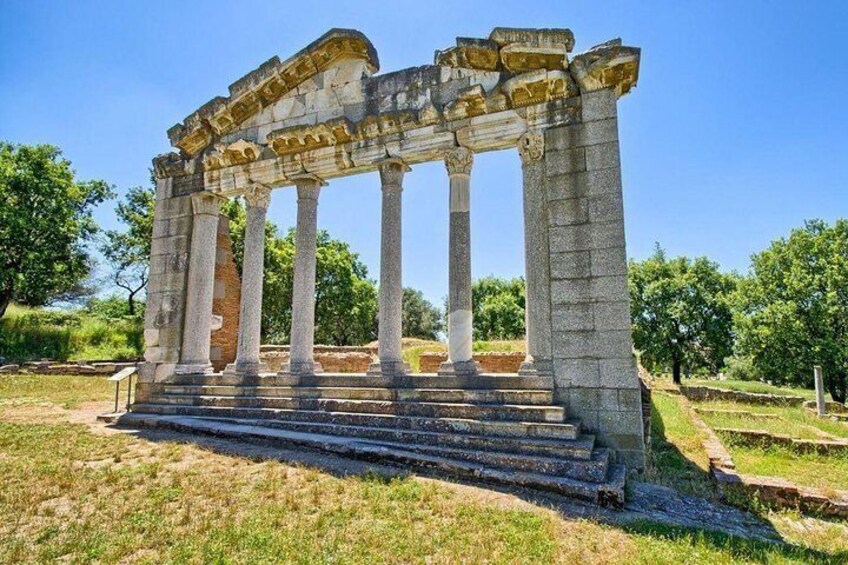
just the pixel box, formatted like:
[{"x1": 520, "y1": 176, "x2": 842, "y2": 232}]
[
  {"x1": 685, "y1": 379, "x2": 818, "y2": 400},
  {"x1": 0, "y1": 375, "x2": 846, "y2": 563},
  {"x1": 693, "y1": 400, "x2": 848, "y2": 441}
]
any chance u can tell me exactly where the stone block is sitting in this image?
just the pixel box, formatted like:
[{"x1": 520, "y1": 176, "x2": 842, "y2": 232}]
[
  {"x1": 549, "y1": 224, "x2": 592, "y2": 253},
  {"x1": 552, "y1": 302, "x2": 594, "y2": 331},
  {"x1": 593, "y1": 301, "x2": 631, "y2": 331},
  {"x1": 581, "y1": 89, "x2": 617, "y2": 122},
  {"x1": 598, "y1": 409, "x2": 642, "y2": 435},
  {"x1": 550, "y1": 278, "x2": 591, "y2": 305},
  {"x1": 548, "y1": 197, "x2": 588, "y2": 225},
  {"x1": 588, "y1": 192, "x2": 623, "y2": 223},
  {"x1": 570, "y1": 387, "x2": 601, "y2": 410},
  {"x1": 599, "y1": 388, "x2": 620, "y2": 411},
  {"x1": 618, "y1": 389, "x2": 642, "y2": 412},
  {"x1": 590, "y1": 275, "x2": 628, "y2": 302},
  {"x1": 546, "y1": 119, "x2": 618, "y2": 151},
  {"x1": 589, "y1": 221, "x2": 625, "y2": 250},
  {"x1": 545, "y1": 147, "x2": 585, "y2": 176},
  {"x1": 553, "y1": 358, "x2": 599, "y2": 388},
  {"x1": 213, "y1": 280, "x2": 226, "y2": 299},
  {"x1": 590, "y1": 247, "x2": 627, "y2": 277},
  {"x1": 546, "y1": 168, "x2": 621, "y2": 201},
  {"x1": 554, "y1": 330, "x2": 632, "y2": 359},
  {"x1": 550, "y1": 250, "x2": 591, "y2": 279},
  {"x1": 585, "y1": 141, "x2": 621, "y2": 171},
  {"x1": 599, "y1": 357, "x2": 638, "y2": 388}
]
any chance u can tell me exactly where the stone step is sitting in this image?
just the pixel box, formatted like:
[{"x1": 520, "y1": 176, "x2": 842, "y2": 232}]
[
  {"x1": 117, "y1": 413, "x2": 626, "y2": 506},
  {"x1": 130, "y1": 403, "x2": 582, "y2": 440},
  {"x1": 364, "y1": 440, "x2": 611, "y2": 482},
  {"x1": 147, "y1": 394, "x2": 566, "y2": 423},
  {"x1": 164, "y1": 373, "x2": 554, "y2": 390},
  {"x1": 156, "y1": 385, "x2": 554, "y2": 405},
  {"x1": 198, "y1": 416, "x2": 596, "y2": 459}
]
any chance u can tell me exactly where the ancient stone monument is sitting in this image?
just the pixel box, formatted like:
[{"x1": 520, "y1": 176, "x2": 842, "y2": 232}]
[{"x1": 128, "y1": 27, "x2": 644, "y2": 505}]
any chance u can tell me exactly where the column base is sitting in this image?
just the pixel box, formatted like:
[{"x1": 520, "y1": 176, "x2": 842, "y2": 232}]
[
  {"x1": 174, "y1": 363, "x2": 214, "y2": 375},
  {"x1": 223, "y1": 361, "x2": 269, "y2": 377},
  {"x1": 367, "y1": 360, "x2": 410, "y2": 377},
  {"x1": 437, "y1": 359, "x2": 481, "y2": 376},
  {"x1": 518, "y1": 357, "x2": 553, "y2": 376},
  {"x1": 278, "y1": 360, "x2": 323, "y2": 376}
]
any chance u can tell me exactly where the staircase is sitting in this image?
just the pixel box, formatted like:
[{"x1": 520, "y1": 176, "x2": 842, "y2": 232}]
[{"x1": 122, "y1": 373, "x2": 627, "y2": 506}]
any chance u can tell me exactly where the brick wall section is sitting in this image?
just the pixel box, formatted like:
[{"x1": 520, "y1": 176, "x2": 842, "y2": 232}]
[
  {"x1": 260, "y1": 350, "x2": 372, "y2": 373},
  {"x1": 419, "y1": 352, "x2": 525, "y2": 373},
  {"x1": 543, "y1": 89, "x2": 645, "y2": 469},
  {"x1": 210, "y1": 215, "x2": 241, "y2": 372}
]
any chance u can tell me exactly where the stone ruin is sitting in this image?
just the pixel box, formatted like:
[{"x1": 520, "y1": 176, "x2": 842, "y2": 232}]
[{"x1": 127, "y1": 27, "x2": 644, "y2": 505}]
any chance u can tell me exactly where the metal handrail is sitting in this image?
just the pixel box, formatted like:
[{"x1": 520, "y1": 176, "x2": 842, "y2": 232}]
[{"x1": 107, "y1": 366, "x2": 138, "y2": 413}]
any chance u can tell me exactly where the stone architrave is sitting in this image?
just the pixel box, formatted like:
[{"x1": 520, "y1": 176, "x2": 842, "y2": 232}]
[
  {"x1": 281, "y1": 173, "x2": 327, "y2": 375},
  {"x1": 175, "y1": 192, "x2": 226, "y2": 375},
  {"x1": 439, "y1": 147, "x2": 479, "y2": 375},
  {"x1": 225, "y1": 185, "x2": 272, "y2": 376},
  {"x1": 369, "y1": 157, "x2": 412, "y2": 377},
  {"x1": 517, "y1": 130, "x2": 553, "y2": 376}
]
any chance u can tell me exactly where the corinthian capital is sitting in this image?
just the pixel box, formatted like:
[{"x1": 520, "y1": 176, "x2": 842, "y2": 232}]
[
  {"x1": 444, "y1": 146, "x2": 474, "y2": 177},
  {"x1": 518, "y1": 130, "x2": 545, "y2": 163},
  {"x1": 378, "y1": 157, "x2": 411, "y2": 193},
  {"x1": 243, "y1": 184, "x2": 272, "y2": 210}
]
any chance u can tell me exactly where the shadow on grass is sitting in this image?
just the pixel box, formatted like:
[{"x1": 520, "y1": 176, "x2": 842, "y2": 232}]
[{"x1": 113, "y1": 421, "x2": 848, "y2": 562}]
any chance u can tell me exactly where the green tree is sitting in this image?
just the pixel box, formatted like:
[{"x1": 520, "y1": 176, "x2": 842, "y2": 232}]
[
  {"x1": 100, "y1": 184, "x2": 155, "y2": 315},
  {"x1": 0, "y1": 142, "x2": 112, "y2": 318},
  {"x1": 629, "y1": 245, "x2": 736, "y2": 384},
  {"x1": 734, "y1": 219, "x2": 848, "y2": 403},
  {"x1": 224, "y1": 199, "x2": 378, "y2": 346},
  {"x1": 471, "y1": 276, "x2": 526, "y2": 340},
  {"x1": 402, "y1": 288, "x2": 443, "y2": 340}
]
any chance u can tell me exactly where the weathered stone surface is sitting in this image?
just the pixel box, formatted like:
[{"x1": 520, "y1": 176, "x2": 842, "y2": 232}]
[{"x1": 570, "y1": 39, "x2": 640, "y2": 97}]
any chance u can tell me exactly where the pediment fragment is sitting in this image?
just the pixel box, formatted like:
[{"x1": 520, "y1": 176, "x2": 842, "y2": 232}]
[{"x1": 570, "y1": 39, "x2": 640, "y2": 96}]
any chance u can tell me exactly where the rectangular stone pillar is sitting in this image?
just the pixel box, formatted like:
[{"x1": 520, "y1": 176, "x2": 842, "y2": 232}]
[{"x1": 543, "y1": 89, "x2": 645, "y2": 468}]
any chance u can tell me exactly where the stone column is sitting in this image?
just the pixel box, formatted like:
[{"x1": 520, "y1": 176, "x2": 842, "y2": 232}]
[
  {"x1": 814, "y1": 365, "x2": 826, "y2": 416},
  {"x1": 439, "y1": 147, "x2": 479, "y2": 375},
  {"x1": 225, "y1": 185, "x2": 272, "y2": 377},
  {"x1": 518, "y1": 130, "x2": 553, "y2": 376},
  {"x1": 369, "y1": 158, "x2": 411, "y2": 376},
  {"x1": 175, "y1": 192, "x2": 226, "y2": 374},
  {"x1": 282, "y1": 173, "x2": 327, "y2": 375}
]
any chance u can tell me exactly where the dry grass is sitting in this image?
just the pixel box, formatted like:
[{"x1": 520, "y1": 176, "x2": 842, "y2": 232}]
[{"x1": 0, "y1": 375, "x2": 846, "y2": 563}]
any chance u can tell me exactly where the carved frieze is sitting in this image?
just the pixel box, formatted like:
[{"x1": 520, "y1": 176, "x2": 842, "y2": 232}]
[
  {"x1": 444, "y1": 85, "x2": 488, "y2": 120},
  {"x1": 499, "y1": 44, "x2": 570, "y2": 73},
  {"x1": 435, "y1": 38, "x2": 500, "y2": 71},
  {"x1": 203, "y1": 139, "x2": 263, "y2": 170},
  {"x1": 268, "y1": 118, "x2": 356, "y2": 156},
  {"x1": 502, "y1": 70, "x2": 578, "y2": 108},
  {"x1": 153, "y1": 152, "x2": 188, "y2": 179}
]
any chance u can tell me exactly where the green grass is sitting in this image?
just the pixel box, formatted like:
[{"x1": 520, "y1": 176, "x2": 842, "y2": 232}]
[
  {"x1": 0, "y1": 374, "x2": 114, "y2": 409},
  {"x1": 693, "y1": 400, "x2": 848, "y2": 441},
  {"x1": 645, "y1": 392, "x2": 716, "y2": 499},
  {"x1": 719, "y1": 438, "x2": 848, "y2": 494},
  {"x1": 686, "y1": 378, "x2": 818, "y2": 399},
  {"x1": 1, "y1": 376, "x2": 846, "y2": 563}
]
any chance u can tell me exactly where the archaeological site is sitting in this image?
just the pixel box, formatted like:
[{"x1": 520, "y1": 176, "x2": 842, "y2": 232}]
[{"x1": 124, "y1": 26, "x2": 644, "y2": 506}]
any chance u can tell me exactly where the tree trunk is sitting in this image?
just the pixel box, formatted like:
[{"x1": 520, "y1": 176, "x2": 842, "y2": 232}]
[
  {"x1": 0, "y1": 289, "x2": 11, "y2": 319},
  {"x1": 827, "y1": 371, "x2": 847, "y2": 405},
  {"x1": 127, "y1": 293, "x2": 136, "y2": 316},
  {"x1": 672, "y1": 358, "x2": 682, "y2": 385}
]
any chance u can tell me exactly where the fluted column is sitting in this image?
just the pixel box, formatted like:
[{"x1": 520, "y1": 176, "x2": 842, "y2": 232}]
[
  {"x1": 439, "y1": 147, "x2": 479, "y2": 375},
  {"x1": 369, "y1": 158, "x2": 411, "y2": 376},
  {"x1": 282, "y1": 173, "x2": 327, "y2": 375},
  {"x1": 518, "y1": 131, "x2": 553, "y2": 375},
  {"x1": 176, "y1": 192, "x2": 226, "y2": 374},
  {"x1": 225, "y1": 185, "x2": 272, "y2": 376}
]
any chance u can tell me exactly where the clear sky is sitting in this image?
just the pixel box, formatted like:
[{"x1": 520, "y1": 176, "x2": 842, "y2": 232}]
[{"x1": 2, "y1": 1, "x2": 846, "y2": 306}]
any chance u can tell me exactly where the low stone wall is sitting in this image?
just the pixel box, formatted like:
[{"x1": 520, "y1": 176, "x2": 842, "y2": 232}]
[
  {"x1": 680, "y1": 385, "x2": 805, "y2": 407},
  {"x1": 418, "y1": 351, "x2": 525, "y2": 373},
  {"x1": 259, "y1": 349, "x2": 372, "y2": 373},
  {"x1": 679, "y1": 392, "x2": 848, "y2": 518},
  {"x1": 0, "y1": 360, "x2": 141, "y2": 376},
  {"x1": 803, "y1": 399, "x2": 848, "y2": 414},
  {"x1": 714, "y1": 428, "x2": 848, "y2": 456}
]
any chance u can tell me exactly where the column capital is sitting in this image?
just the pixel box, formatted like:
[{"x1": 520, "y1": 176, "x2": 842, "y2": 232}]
[
  {"x1": 190, "y1": 191, "x2": 226, "y2": 216},
  {"x1": 518, "y1": 130, "x2": 545, "y2": 163},
  {"x1": 444, "y1": 146, "x2": 473, "y2": 177},
  {"x1": 290, "y1": 172, "x2": 327, "y2": 200},
  {"x1": 243, "y1": 184, "x2": 272, "y2": 210},
  {"x1": 378, "y1": 157, "x2": 411, "y2": 194}
]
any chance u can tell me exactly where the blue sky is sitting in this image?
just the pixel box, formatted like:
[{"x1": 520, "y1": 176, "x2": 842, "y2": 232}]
[{"x1": 2, "y1": 1, "x2": 846, "y2": 306}]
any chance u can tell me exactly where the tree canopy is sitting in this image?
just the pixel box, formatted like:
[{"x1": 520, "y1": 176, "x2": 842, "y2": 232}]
[
  {"x1": 224, "y1": 199, "x2": 378, "y2": 346},
  {"x1": 0, "y1": 142, "x2": 112, "y2": 318},
  {"x1": 629, "y1": 246, "x2": 736, "y2": 383},
  {"x1": 402, "y1": 288, "x2": 443, "y2": 341},
  {"x1": 100, "y1": 184, "x2": 155, "y2": 315},
  {"x1": 471, "y1": 276, "x2": 526, "y2": 341},
  {"x1": 733, "y1": 219, "x2": 848, "y2": 403}
]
